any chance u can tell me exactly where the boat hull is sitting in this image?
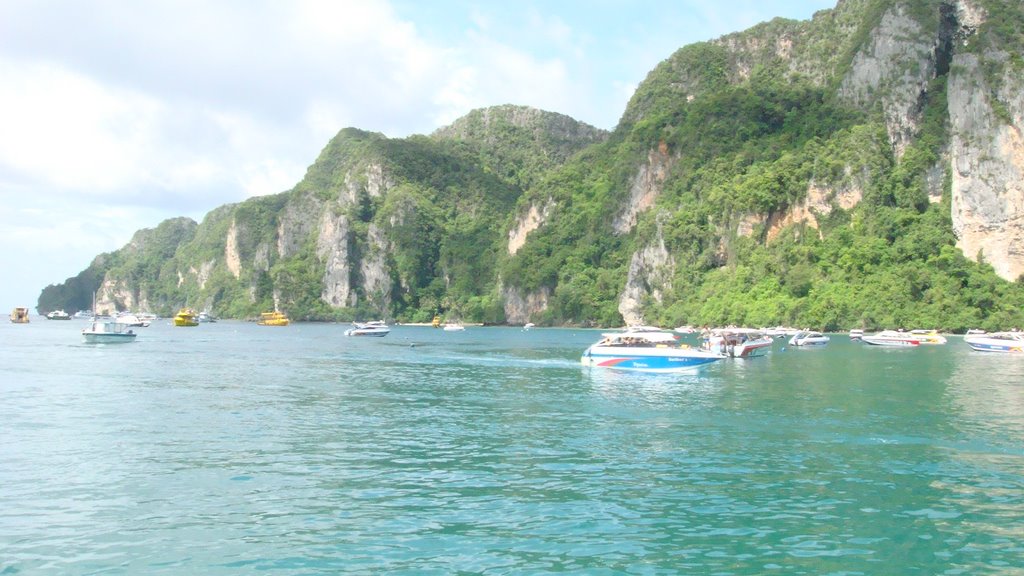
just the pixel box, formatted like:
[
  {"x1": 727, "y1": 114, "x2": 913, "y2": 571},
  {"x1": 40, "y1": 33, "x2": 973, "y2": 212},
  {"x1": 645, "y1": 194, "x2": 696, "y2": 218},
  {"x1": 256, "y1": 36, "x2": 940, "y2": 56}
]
[
  {"x1": 82, "y1": 322, "x2": 137, "y2": 343},
  {"x1": 582, "y1": 346, "x2": 723, "y2": 373},
  {"x1": 731, "y1": 339, "x2": 773, "y2": 357},
  {"x1": 82, "y1": 333, "x2": 137, "y2": 344},
  {"x1": 861, "y1": 336, "x2": 919, "y2": 347},
  {"x1": 790, "y1": 338, "x2": 830, "y2": 347},
  {"x1": 344, "y1": 328, "x2": 390, "y2": 337},
  {"x1": 964, "y1": 336, "x2": 1024, "y2": 353}
]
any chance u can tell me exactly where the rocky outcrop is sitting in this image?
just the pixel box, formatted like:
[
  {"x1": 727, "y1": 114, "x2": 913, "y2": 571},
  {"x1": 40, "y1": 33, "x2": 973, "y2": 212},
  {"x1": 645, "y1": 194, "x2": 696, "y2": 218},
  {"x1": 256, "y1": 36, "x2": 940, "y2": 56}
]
[
  {"x1": 737, "y1": 181, "x2": 865, "y2": 242},
  {"x1": 225, "y1": 219, "x2": 242, "y2": 279},
  {"x1": 508, "y1": 200, "x2": 552, "y2": 255},
  {"x1": 502, "y1": 284, "x2": 550, "y2": 325},
  {"x1": 277, "y1": 192, "x2": 325, "y2": 259},
  {"x1": 838, "y1": 4, "x2": 938, "y2": 157},
  {"x1": 317, "y1": 211, "x2": 354, "y2": 307},
  {"x1": 359, "y1": 223, "x2": 392, "y2": 309},
  {"x1": 95, "y1": 278, "x2": 134, "y2": 315},
  {"x1": 948, "y1": 51, "x2": 1024, "y2": 281},
  {"x1": 618, "y1": 219, "x2": 675, "y2": 325},
  {"x1": 613, "y1": 144, "x2": 674, "y2": 235}
]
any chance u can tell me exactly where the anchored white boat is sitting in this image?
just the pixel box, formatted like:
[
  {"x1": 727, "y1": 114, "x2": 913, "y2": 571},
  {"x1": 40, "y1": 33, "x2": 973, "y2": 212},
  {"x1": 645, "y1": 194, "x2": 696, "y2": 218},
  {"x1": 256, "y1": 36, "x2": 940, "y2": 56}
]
[
  {"x1": 344, "y1": 321, "x2": 390, "y2": 337},
  {"x1": 582, "y1": 330, "x2": 723, "y2": 373},
  {"x1": 703, "y1": 328, "x2": 773, "y2": 358},
  {"x1": 964, "y1": 331, "x2": 1024, "y2": 353},
  {"x1": 789, "y1": 331, "x2": 830, "y2": 347},
  {"x1": 861, "y1": 330, "x2": 920, "y2": 347},
  {"x1": 82, "y1": 321, "x2": 137, "y2": 343}
]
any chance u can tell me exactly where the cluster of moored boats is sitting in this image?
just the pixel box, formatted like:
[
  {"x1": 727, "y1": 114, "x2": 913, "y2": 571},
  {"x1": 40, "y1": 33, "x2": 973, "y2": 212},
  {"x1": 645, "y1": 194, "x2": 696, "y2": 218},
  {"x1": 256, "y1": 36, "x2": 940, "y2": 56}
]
[{"x1": 580, "y1": 325, "x2": 1024, "y2": 373}]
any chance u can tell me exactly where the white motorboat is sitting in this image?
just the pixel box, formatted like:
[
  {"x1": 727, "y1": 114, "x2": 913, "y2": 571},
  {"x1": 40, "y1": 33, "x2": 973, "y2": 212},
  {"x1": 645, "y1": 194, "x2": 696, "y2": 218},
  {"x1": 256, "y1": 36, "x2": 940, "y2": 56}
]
[
  {"x1": 789, "y1": 331, "x2": 830, "y2": 347},
  {"x1": 46, "y1": 309, "x2": 71, "y2": 320},
  {"x1": 581, "y1": 330, "x2": 724, "y2": 373},
  {"x1": 964, "y1": 331, "x2": 1024, "y2": 353},
  {"x1": 345, "y1": 320, "x2": 390, "y2": 337},
  {"x1": 82, "y1": 321, "x2": 137, "y2": 343},
  {"x1": 116, "y1": 312, "x2": 151, "y2": 327},
  {"x1": 703, "y1": 328, "x2": 773, "y2": 358},
  {"x1": 861, "y1": 330, "x2": 920, "y2": 347},
  {"x1": 443, "y1": 323, "x2": 465, "y2": 331},
  {"x1": 849, "y1": 328, "x2": 864, "y2": 341}
]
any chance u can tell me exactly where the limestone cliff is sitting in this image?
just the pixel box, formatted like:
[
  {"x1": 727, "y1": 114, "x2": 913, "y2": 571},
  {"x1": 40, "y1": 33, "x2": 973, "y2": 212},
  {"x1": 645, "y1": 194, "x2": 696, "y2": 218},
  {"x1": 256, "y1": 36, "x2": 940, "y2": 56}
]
[
  {"x1": 38, "y1": 0, "x2": 1024, "y2": 329},
  {"x1": 948, "y1": 47, "x2": 1024, "y2": 281}
]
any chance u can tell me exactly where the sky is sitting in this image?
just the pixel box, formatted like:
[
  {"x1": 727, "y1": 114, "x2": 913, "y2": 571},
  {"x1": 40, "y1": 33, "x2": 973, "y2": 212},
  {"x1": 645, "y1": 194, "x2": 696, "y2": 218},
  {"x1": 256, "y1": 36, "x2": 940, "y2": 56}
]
[{"x1": 0, "y1": 0, "x2": 836, "y2": 312}]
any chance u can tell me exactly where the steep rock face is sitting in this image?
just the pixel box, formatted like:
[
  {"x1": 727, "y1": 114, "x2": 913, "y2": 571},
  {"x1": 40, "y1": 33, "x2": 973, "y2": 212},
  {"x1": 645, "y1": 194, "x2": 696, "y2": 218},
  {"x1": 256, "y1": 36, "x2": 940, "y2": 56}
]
[
  {"x1": 737, "y1": 181, "x2": 865, "y2": 242},
  {"x1": 613, "y1": 145, "x2": 674, "y2": 235},
  {"x1": 225, "y1": 219, "x2": 242, "y2": 279},
  {"x1": 317, "y1": 211, "x2": 354, "y2": 307},
  {"x1": 508, "y1": 200, "x2": 552, "y2": 255},
  {"x1": 277, "y1": 191, "x2": 325, "y2": 259},
  {"x1": 95, "y1": 278, "x2": 135, "y2": 315},
  {"x1": 502, "y1": 284, "x2": 550, "y2": 325},
  {"x1": 838, "y1": 3, "x2": 939, "y2": 157},
  {"x1": 948, "y1": 52, "x2": 1024, "y2": 281},
  {"x1": 618, "y1": 220, "x2": 675, "y2": 326},
  {"x1": 360, "y1": 223, "x2": 393, "y2": 309}
]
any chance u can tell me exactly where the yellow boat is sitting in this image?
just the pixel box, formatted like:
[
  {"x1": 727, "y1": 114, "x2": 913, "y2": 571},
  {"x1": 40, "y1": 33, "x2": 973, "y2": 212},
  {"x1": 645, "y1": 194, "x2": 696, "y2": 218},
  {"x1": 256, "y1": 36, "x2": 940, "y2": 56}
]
[
  {"x1": 173, "y1": 308, "x2": 199, "y2": 327},
  {"x1": 257, "y1": 311, "x2": 290, "y2": 326},
  {"x1": 10, "y1": 307, "x2": 30, "y2": 323},
  {"x1": 909, "y1": 329, "x2": 947, "y2": 344},
  {"x1": 432, "y1": 315, "x2": 441, "y2": 328}
]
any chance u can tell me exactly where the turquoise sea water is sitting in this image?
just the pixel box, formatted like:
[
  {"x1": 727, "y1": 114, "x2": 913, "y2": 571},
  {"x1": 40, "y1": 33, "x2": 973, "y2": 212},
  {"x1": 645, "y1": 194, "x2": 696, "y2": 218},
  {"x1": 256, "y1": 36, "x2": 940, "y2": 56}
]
[{"x1": 2, "y1": 320, "x2": 1023, "y2": 574}]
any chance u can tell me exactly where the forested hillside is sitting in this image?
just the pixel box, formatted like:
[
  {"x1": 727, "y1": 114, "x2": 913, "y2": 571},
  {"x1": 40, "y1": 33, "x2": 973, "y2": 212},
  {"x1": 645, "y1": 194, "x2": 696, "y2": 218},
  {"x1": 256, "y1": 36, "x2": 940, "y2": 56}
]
[{"x1": 39, "y1": 0, "x2": 1024, "y2": 332}]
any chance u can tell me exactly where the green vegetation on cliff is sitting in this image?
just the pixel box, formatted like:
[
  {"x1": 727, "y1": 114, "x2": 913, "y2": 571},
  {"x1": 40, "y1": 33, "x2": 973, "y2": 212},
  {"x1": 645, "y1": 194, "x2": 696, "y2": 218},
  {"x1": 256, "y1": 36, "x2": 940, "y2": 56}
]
[{"x1": 39, "y1": 0, "x2": 1024, "y2": 331}]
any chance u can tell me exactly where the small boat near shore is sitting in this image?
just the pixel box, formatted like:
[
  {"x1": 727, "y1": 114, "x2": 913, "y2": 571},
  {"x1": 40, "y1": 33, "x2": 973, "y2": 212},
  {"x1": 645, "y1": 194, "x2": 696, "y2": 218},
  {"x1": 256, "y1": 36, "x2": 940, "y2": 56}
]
[
  {"x1": 861, "y1": 330, "x2": 920, "y2": 347},
  {"x1": 345, "y1": 320, "x2": 390, "y2": 337},
  {"x1": 82, "y1": 320, "x2": 137, "y2": 343},
  {"x1": 257, "y1": 311, "x2": 290, "y2": 326},
  {"x1": 10, "y1": 307, "x2": 30, "y2": 323},
  {"x1": 46, "y1": 309, "x2": 71, "y2": 320},
  {"x1": 582, "y1": 330, "x2": 723, "y2": 373},
  {"x1": 849, "y1": 328, "x2": 864, "y2": 341},
  {"x1": 173, "y1": 308, "x2": 199, "y2": 327},
  {"x1": 964, "y1": 331, "x2": 1024, "y2": 353}
]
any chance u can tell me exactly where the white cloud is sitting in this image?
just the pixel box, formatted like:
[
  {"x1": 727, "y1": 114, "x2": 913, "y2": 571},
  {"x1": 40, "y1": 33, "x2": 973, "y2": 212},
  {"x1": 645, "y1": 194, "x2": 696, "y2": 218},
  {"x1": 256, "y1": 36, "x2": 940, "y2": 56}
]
[
  {"x1": 0, "y1": 0, "x2": 836, "y2": 309},
  {"x1": 0, "y1": 59, "x2": 162, "y2": 194}
]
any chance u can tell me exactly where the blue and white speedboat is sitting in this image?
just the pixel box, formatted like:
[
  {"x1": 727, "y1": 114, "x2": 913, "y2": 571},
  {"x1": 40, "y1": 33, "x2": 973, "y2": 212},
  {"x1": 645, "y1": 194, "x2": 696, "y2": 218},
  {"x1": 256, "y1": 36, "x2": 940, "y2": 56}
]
[
  {"x1": 581, "y1": 330, "x2": 724, "y2": 373},
  {"x1": 964, "y1": 331, "x2": 1024, "y2": 353}
]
